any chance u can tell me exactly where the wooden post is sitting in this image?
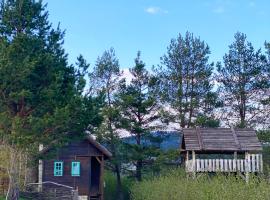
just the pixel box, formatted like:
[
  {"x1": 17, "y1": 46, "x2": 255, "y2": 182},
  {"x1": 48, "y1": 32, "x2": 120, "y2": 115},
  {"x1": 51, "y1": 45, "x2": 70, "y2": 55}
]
[
  {"x1": 234, "y1": 152, "x2": 237, "y2": 160},
  {"x1": 192, "y1": 151, "x2": 196, "y2": 178},
  {"x1": 245, "y1": 152, "x2": 250, "y2": 183},
  {"x1": 100, "y1": 156, "x2": 104, "y2": 200},
  {"x1": 38, "y1": 144, "x2": 43, "y2": 192},
  {"x1": 260, "y1": 154, "x2": 263, "y2": 173},
  {"x1": 185, "y1": 151, "x2": 189, "y2": 173}
]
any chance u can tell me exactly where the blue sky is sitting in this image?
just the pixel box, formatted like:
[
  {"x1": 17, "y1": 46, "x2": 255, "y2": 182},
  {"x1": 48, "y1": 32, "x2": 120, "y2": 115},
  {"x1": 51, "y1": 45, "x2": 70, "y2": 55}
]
[{"x1": 44, "y1": 0, "x2": 270, "y2": 70}]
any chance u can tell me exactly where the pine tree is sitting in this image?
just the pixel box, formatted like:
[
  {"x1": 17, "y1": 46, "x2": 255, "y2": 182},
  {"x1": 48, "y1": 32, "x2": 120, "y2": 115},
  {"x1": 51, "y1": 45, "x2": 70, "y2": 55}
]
[
  {"x1": 216, "y1": 32, "x2": 268, "y2": 127},
  {"x1": 117, "y1": 52, "x2": 161, "y2": 181},
  {"x1": 89, "y1": 48, "x2": 125, "y2": 199},
  {"x1": 0, "y1": 1, "x2": 102, "y2": 199},
  {"x1": 157, "y1": 32, "x2": 218, "y2": 128}
]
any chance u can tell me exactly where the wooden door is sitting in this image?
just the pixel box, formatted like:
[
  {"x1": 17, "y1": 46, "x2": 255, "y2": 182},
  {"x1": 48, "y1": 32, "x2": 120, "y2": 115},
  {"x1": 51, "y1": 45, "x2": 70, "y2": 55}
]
[{"x1": 74, "y1": 156, "x2": 91, "y2": 196}]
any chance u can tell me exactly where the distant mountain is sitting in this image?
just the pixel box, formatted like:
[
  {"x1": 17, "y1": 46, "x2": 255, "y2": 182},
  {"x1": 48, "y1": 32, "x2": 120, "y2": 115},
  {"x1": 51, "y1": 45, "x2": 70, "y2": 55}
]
[{"x1": 122, "y1": 130, "x2": 182, "y2": 151}]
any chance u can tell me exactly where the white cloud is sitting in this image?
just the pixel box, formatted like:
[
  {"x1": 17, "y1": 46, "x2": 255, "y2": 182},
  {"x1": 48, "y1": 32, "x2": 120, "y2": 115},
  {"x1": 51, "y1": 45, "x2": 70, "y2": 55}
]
[
  {"x1": 145, "y1": 6, "x2": 168, "y2": 15},
  {"x1": 249, "y1": 1, "x2": 255, "y2": 7},
  {"x1": 213, "y1": 6, "x2": 225, "y2": 14}
]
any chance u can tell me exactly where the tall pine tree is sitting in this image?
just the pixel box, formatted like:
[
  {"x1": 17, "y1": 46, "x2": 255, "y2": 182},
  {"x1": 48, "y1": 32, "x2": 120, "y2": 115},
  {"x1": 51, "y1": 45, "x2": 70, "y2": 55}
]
[
  {"x1": 157, "y1": 32, "x2": 218, "y2": 128},
  {"x1": 117, "y1": 52, "x2": 161, "y2": 181},
  {"x1": 89, "y1": 48, "x2": 124, "y2": 199},
  {"x1": 0, "y1": 1, "x2": 102, "y2": 199},
  {"x1": 216, "y1": 32, "x2": 268, "y2": 127}
]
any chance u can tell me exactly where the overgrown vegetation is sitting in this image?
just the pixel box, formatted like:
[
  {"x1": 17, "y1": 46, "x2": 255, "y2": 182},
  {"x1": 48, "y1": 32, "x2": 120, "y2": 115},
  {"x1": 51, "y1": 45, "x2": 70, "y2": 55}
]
[
  {"x1": 131, "y1": 169, "x2": 270, "y2": 200},
  {"x1": 104, "y1": 171, "x2": 132, "y2": 200}
]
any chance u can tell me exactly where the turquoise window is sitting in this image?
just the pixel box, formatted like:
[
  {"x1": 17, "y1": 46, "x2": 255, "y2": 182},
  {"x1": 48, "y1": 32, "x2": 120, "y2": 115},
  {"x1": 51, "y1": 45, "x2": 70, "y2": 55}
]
[
  {"x1": 71, "y1": 162, "x2": 80, "y2": 176},
  {"x1": 54, "y1": 161, "x2": 63, "y2": 176}
]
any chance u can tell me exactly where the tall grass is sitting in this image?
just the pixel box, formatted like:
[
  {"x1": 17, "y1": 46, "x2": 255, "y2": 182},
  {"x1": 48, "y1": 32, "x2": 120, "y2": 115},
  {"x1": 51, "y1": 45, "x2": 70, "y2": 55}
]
[
  {"x1": 104, "y1": 171, "x2": 133, "y2": 200},
  {"x1": 131, "y1": 169, "x2": 270, "y2": 200}
]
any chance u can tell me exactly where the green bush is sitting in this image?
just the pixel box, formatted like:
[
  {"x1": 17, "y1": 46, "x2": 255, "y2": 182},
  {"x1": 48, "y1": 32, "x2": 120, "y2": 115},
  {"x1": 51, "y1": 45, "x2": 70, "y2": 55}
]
[
  {"x1": 104, "y1": 171, "x2": 133, "y2": 200},
  {"x1": 131, "y1": 169, "x2": 270, "y2": 200}
]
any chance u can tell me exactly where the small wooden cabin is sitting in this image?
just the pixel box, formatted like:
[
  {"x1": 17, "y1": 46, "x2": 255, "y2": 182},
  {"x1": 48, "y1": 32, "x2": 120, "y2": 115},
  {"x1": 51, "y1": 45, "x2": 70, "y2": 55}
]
[
  {"x1": 181, "y1": 128, "x2": 263, "y2": 181},
  {"x1": 39, "y1": 136, "x2": 112, "y2": 200}
]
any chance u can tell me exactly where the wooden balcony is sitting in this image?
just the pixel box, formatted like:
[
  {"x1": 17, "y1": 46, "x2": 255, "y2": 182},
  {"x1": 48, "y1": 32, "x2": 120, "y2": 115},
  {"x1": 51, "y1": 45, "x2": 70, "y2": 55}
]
[{"x1": 185, "y1": 154, "x2": 263, "y2": 173}]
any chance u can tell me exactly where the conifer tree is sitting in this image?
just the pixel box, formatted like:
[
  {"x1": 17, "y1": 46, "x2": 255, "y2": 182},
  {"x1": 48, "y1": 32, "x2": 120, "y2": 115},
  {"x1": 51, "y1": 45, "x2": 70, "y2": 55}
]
[
  {"x1": 157, "y1": 32, "x2": 218, "y2": 128},
  {"x1": 89, "y1": 48, "x2": 124, "y2": 199},
  {"x1": 117, "y1": 52, "x2": 161, "y2": 181},
  {"x1": 0, "y1": 1, "x2": 102, "y2": 199},
  {"x1": 216, "y1": 32, "x2": 268, "y2": 127}
]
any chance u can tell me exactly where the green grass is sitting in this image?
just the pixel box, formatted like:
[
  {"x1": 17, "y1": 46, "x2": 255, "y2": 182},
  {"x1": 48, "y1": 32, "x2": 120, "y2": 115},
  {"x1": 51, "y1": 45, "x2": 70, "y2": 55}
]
[{"x1": 130, "y1": 169, "x2": 270, "y2": 200}]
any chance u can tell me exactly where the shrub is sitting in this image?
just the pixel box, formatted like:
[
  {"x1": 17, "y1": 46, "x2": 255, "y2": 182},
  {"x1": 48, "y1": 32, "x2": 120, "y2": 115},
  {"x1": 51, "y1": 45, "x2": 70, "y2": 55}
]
[{"x1": 104, "y1": 171, "x2": 133, "y2": 200}]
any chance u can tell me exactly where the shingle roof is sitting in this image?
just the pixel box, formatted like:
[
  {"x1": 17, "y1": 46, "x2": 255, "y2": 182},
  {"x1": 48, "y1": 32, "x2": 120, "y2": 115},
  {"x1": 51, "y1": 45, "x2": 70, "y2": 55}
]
[
  {"x1": 40, "y1": 135, "x2": 112, "y2": 159},
  {"x1": 182, "y1": 128, "x2": 262, "y2": 152}
]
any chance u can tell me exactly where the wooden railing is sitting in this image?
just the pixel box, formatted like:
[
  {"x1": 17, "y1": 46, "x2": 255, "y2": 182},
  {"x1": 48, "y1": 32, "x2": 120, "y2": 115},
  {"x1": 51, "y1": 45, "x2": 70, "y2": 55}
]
[
  {"x1": 23, "y1": 181, "x2": 79, "y2": 200},
  {"x1": 186, "y1": 154, "x2": 263, "y2": 173}
]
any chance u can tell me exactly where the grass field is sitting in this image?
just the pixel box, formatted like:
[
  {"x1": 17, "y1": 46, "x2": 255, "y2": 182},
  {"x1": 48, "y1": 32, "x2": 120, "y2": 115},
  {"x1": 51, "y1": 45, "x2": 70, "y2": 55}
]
[{"x1": 130, "y1": 169, "x2": 270, "y2": 200}]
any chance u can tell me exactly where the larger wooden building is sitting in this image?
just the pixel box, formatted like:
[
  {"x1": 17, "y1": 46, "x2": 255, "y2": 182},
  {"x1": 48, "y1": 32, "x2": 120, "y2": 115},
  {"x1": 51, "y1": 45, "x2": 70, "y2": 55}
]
[
  {"x1": 181, "y1": 128, "x2": 263, "y2": 181},
  {"x1": 39, "y1": 136, "x2": 112, "y2": 200}
]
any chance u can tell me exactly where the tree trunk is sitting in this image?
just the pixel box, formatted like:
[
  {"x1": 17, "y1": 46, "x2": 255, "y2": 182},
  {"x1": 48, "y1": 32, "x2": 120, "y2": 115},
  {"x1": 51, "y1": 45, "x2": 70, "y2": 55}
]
[
  {"x1": 136, "y1": 159, "x2": 142, "y2": 181},
  {"x1": 6, "y1": 148, "x2": 20, "y2": 200},
  {"x1": 115, "y1": 164, "x2": 123, "y2": 200}
]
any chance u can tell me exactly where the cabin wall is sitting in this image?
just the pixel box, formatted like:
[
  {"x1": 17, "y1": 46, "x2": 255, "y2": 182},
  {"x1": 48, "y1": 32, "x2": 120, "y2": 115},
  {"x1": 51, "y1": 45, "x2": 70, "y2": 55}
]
[{"x1": 42, "y1": 140, "x2": 103, "y2": 196}]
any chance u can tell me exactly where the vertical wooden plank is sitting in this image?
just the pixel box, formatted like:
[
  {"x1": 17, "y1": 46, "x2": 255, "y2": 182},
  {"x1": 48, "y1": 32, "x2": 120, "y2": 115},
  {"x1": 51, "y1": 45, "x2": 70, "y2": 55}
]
[
  {"x1": 240, "y1": 160, "x2": 244, "y2": 172},
  {"x1": 224, "y1": 159, "x2": 228, "y2": 172},
  {"x1": 209, "y1": 159, "x2": 212, "y2": 172},
  {"x1": 245, "y1": 152, "x2": 250, "y2": 183},
  {"x1": 233, "y1": 159, "x2": 236, "y2": 171},
  {"x1": 212, "y1": 159, "x2": 215, "y2": 172},
  {"x1": 205, "y1": 159, "x2": 208, "y2": 172},
  {"x1": 196, "y1": 159, "x2": 200, "y2": 172},
  {"x1": 216, "y1": 159, "x2": 219, "y2": 172},
  {"x1": 228, "y1": 159, "x2": 232, "y2": 171},
  {"x1": 251, "y1": 154, "x2": 255, "y2": 172},
  {"x1": 201, "y1": 159, "x2": 204, "y2": 172},
  {"x1": 192, "y1": 151, "x2": 196, "y2": 177},
  {"x1": 260, "y1": 154, "x2": 263, "y2": 173},
  {"x1": 220, "y1": 159, "x2": 224, "y2": 172},
  {"x1": 237, "y1": 160, "x2": 240, "y2": 171},
  {"x1": 256, "y1": 154, "x2": 259, "y2": 172}
]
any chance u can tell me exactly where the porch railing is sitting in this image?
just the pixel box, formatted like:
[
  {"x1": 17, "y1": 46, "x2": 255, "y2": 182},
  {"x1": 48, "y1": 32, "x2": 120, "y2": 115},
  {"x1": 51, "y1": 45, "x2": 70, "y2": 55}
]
[{"x1": 185, "y1": 154, "x2": 263, "y2": 173}]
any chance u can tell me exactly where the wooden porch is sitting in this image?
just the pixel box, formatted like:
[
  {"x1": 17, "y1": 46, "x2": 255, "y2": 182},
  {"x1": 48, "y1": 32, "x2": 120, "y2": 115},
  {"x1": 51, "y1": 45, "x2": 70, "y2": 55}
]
[{"x1": 185, "y1": 153, "x2": 263, "y2": 173}]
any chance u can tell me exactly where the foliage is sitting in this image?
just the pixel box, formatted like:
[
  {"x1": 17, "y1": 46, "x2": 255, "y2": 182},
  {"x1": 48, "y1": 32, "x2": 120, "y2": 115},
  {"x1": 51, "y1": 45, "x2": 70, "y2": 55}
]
[
  {"x1": 104, "y1": 171, "x2": 133, "y2": 200},
  {"x1": 216, "y1": 32, "x2": 269, "y2": 128},
  {"x1": 156, "y1": 31, "x2": 218, "y2": 128},
  {"x1": 0, "y1": 0, "x2": 102, "y2": 199},
  {"x1": 131, "y1": 169, "x2": 270, "y2": 200},
  {"x1": 117, "y1": 52, "x2": 162, "y2": 181},
  {"x1": 89, "y1": 48, "x2": 125, "y2": 198}
]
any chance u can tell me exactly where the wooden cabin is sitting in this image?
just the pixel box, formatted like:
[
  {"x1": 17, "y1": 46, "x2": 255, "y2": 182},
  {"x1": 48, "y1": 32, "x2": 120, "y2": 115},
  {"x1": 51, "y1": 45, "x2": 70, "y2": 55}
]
[
  {"x1": 181, "y1": 128, "x2": 263, "y2": 181},
  {"x1": 39, "y1": 136, "x2": 112, "y2": 200}
]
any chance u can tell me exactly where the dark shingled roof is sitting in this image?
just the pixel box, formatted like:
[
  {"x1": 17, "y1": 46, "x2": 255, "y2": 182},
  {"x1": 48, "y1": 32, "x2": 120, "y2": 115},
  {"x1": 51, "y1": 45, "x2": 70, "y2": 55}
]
[
  {"x1": 40, "y1": 135, "x2": 112, "y2": 159},
  {"x1": 181, "y1": 128, "x2": 262, "y2": 152}
]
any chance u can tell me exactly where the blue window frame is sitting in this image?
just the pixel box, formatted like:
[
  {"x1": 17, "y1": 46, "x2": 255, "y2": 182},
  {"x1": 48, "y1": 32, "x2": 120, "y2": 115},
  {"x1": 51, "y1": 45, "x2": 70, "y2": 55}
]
[
  {"x1": 54, "y1": 161, "x2": 63, "y2": 176},
  {"x1": 71, "y1": 161, "x2": 80, "y2": 176}
]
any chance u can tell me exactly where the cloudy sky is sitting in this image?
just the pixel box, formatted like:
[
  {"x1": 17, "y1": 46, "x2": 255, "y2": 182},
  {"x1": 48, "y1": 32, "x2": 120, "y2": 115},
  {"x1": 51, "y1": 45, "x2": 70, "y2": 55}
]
[{"x1": 44, "y1": 0, "x2": 270, "y2": 70}]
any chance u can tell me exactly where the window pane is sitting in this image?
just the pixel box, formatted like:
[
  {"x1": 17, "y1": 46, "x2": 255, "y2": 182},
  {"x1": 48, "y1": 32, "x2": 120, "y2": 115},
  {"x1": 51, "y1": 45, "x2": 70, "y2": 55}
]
[
  {"x1": 54, "y1": 162, "x2": 63, "y2": 176},
  {"x1": 71, "y1": 162, "x2": 80, "y2": 176}
]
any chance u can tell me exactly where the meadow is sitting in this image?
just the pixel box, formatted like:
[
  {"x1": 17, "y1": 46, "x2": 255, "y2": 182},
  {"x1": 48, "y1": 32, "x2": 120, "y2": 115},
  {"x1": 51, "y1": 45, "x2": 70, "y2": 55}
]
[{"x1": 130, "y1": 169, "x2": 270, "y2": 200}]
